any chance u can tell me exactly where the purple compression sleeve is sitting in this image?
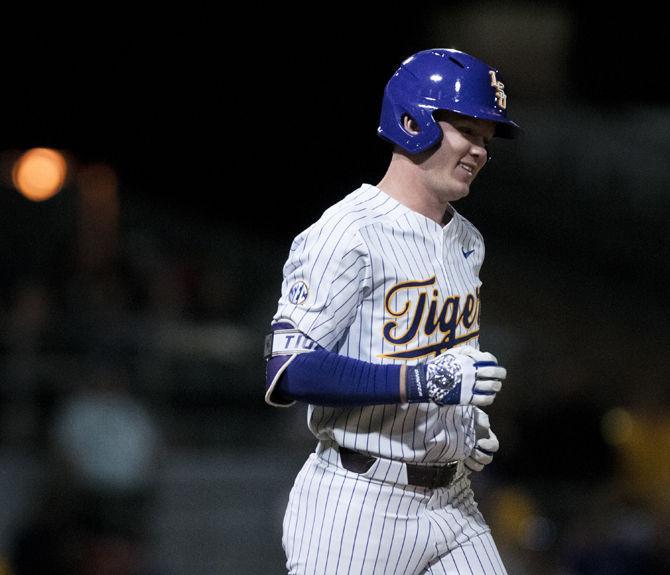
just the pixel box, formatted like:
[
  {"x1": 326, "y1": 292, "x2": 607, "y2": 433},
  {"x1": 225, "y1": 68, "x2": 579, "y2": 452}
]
[{"x1": 266, "y1": 350, "x2": 401, "y2": 406}]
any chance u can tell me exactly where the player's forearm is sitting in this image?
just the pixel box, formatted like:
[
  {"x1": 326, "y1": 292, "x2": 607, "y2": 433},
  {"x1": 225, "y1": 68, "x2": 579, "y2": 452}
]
[
  {"x1": 266, "y1": 343, "x2": 503, "y2": 408},
  {"x1": 267, "y1": 350, "x2": 407, "y2": 407}
]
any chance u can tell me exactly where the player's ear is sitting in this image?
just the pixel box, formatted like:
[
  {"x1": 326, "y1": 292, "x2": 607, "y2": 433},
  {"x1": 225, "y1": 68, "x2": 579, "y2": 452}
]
[{"x1": 401, "y1": 114, "x2": 420, "y2": 135}]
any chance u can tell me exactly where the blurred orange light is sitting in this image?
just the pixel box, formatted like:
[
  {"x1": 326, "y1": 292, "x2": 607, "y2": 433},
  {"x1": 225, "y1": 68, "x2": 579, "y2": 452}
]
[{"x1": 12, "y1": 147, "x2": 68, "y2": 202}]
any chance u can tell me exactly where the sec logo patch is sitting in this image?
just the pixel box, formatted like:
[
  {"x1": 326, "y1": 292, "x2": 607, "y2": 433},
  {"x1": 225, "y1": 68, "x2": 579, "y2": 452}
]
[{"x1": 288, "y1": 281, "x2": 309, "y2": 305}]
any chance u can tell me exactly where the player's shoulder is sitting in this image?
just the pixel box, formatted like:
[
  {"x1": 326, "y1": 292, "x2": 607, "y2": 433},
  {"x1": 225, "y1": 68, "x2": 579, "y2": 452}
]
[
  {"x1": 321, "y1": 183, "x2": 402, "y2": 227},
  {"x1": 294, "y1": 184, "x2": 396, "y2": 248}
]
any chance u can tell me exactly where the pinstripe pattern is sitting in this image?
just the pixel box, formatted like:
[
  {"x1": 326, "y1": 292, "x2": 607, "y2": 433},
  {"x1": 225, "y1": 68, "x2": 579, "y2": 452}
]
[
  {"x1": 275, "y1": 184, "x2": 505, "y2": 574},
  {"x1": 273, "y1": 184, "x2": 483, "y2": 463},
  {"x1": 283, "y1": 451, "x2": 507, "y2": 574},
  {"x1": 423, "y1": 531, "x2": 507, "y2": 574}
]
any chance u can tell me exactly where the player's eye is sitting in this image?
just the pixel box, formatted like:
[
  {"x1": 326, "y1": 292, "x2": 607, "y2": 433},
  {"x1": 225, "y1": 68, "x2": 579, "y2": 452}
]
[{"x1": 456, "y1": 125, "x2": 487, "y2": 148}]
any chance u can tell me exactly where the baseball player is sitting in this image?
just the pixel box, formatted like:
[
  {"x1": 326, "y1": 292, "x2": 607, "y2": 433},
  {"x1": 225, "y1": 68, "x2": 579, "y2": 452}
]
[{"x1": 264, "y1": 48, "x2": 521, "y2": 574}]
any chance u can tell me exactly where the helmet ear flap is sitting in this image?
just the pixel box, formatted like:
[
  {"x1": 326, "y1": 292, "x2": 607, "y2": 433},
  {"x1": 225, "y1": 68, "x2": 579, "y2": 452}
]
[{"x1": 377, "y1": 97, "x2": 442, "y2": 154}]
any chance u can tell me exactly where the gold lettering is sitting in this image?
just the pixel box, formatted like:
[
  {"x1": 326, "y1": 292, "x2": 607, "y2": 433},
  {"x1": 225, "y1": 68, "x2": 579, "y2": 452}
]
[
  {"x1": 382, "y1": 278, "x2": 482, "y2": 355},
  {"x1": 489, "y1": 70, "x2": 507, "y2": 109}
]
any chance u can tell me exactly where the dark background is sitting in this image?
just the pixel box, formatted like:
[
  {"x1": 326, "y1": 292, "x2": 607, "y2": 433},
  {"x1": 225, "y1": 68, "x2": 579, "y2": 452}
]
[
  {"x1": 0, "y1": 4, "x2": 668, "y2": 574},
  {"x1": 3, "y1": 7, "x2": 667, "y2": 235}
]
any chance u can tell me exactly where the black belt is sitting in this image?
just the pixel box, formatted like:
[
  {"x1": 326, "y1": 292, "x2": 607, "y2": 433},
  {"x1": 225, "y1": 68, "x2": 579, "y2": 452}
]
[{"x1": 338, "y1": 446, "x2": 460, "y2": 489}]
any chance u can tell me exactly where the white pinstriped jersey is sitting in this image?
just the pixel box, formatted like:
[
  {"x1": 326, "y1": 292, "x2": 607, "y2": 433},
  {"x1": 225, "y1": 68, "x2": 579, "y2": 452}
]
[{"x1": 273, "y1": 183, "x2": 485, "y2": 464}]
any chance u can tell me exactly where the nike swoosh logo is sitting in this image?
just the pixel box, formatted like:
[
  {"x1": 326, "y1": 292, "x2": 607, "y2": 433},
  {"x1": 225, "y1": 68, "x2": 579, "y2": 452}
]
[{"x1": 462, "y1": 248, "x2": 475, "y2": 259}]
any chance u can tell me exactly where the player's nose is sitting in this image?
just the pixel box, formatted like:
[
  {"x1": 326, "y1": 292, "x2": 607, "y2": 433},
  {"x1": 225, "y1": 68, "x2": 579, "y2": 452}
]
[{"x1": 469, "y1": 143, "x2": 488, "y2": 162}]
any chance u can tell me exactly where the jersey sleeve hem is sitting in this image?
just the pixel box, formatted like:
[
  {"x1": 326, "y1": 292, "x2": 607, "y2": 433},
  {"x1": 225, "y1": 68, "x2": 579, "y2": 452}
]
[{"x1": 264, "y1": 354, "x2": 298, "y2": 408}]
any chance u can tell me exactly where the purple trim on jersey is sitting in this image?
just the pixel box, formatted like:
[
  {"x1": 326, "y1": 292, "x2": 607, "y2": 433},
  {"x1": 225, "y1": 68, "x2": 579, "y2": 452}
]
[
  {"x1": 265, "y1": 355, "x2": 294, "y2": 405},
  {"x1": 264, "y1": 321, "x2": 300, "y2": 406}
]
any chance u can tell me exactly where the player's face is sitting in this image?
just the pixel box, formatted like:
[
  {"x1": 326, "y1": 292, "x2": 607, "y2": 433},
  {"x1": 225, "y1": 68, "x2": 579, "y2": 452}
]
[{"x1": 424, "y1": 112, "x2": 496, "y2": 201}]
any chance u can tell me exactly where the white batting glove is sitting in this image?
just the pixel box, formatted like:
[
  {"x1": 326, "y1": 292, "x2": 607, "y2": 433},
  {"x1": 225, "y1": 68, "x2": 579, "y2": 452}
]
[
  {"x1": 406, "y1": 345, "x2": 506, "y2": 406},
  {"x1": 465, "y1": 408, "x2": 500, "y2": 472}
]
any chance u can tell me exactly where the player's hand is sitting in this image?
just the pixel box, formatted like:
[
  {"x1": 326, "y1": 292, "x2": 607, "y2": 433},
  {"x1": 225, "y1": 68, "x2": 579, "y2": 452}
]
[
  {"x1": 465, "y1": 407, "x2": 500, "y2": 472},
  {"x1": 406, "y1": 345, "x2": 506, "y2": 406}
]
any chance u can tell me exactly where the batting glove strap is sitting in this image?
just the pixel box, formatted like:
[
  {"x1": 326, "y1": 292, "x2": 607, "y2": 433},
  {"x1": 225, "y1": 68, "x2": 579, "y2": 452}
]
[
  {"x1": 406, "y1": 364, "x2": 428, "y2": 403},
  {"x1": 406, "y1": 355, "x2": 463, "y2": 405}
]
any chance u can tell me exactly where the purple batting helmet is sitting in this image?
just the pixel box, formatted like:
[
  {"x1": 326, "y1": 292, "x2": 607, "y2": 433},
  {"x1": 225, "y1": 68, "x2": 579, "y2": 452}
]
[{"x1": 377, "y1": 48, "x2": 521, "y2": 153}]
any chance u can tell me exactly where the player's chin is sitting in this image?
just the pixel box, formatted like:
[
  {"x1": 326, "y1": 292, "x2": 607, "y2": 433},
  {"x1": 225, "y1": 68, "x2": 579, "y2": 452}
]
[
  {"x1": 447, "y1": 182, "x2": 471, "y2": 201},
  {"x1": 446, "y1": 173, "x2": 474, "y2": 200}
]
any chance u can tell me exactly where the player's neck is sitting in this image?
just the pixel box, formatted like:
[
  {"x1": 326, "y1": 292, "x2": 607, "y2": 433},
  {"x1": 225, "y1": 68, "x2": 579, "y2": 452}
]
[{"x1": 376, "y1": 157, "x2": 451, "y2": 226}]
